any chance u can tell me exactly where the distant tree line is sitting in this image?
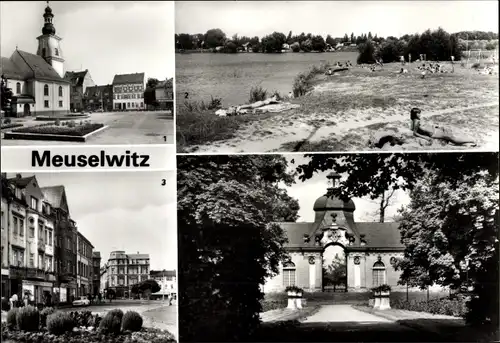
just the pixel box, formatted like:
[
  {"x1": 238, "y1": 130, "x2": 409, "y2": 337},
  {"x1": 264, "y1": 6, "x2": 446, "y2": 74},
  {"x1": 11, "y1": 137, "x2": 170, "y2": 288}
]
[
  {"x1": 356, "y1": 27, "x2": 497, "y2": 64},
  {"x1": 175, "y1": 28, "x2": 498, "y2": 57}
]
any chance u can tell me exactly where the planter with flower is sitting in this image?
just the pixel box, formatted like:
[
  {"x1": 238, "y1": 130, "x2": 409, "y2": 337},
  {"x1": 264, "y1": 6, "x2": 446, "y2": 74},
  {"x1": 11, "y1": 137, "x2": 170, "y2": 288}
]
[
  {"x1": 285, "y1": 286, "x2": 304, "y2": 310},
  {"x1": 371, "y1": 284, "x2": 391, "y2": 310}
]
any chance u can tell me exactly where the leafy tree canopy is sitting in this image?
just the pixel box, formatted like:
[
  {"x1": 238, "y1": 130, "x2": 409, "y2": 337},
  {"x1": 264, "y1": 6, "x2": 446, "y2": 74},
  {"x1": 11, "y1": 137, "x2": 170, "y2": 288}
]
[{"x1": 178, "y1": 155, "x2": 299, "y2": 342}]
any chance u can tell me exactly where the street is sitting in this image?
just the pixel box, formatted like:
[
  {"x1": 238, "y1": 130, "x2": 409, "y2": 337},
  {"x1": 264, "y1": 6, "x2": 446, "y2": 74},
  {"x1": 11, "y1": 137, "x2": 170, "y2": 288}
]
[{"x1": 1, "y1": 111, "x2": 174, "y2": 145}]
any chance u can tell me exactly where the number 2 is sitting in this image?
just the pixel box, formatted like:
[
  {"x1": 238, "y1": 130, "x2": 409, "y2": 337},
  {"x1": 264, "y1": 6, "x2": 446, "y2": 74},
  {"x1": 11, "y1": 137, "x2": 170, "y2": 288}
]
[{"x1": 184, "y1": 92, "x2": 189, "y2": 99}]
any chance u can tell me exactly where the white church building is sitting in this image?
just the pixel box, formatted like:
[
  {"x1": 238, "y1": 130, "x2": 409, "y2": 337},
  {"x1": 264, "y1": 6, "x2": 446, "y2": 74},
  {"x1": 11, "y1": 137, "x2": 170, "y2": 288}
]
[{"x1": 0, "y1": 4, "x2": 70, "y2": 117}]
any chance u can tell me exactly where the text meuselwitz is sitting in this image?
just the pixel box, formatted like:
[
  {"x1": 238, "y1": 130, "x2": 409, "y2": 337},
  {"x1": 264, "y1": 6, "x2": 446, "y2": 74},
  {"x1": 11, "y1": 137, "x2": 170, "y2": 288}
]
[{"x1": 32, "y1": 150, "x2": 151, "y2": 167}]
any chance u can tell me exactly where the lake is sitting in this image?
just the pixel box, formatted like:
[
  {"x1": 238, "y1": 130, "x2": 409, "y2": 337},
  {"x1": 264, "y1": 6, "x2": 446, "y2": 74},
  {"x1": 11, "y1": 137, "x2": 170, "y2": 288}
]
[{"x1": 176, "y1": 51, "x2": 358, "y2": 107}]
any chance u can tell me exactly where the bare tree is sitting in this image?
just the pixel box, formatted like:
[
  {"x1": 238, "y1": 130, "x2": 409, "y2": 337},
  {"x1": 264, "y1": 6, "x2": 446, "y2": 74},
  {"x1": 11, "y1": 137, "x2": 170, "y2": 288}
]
[{"x1": 368, "y1": 189, "x2": 397, "y2": 223}]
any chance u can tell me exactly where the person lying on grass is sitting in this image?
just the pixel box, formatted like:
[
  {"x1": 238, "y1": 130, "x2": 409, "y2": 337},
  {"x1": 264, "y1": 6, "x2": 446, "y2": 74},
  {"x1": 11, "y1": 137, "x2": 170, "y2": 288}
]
[
  {"x1": 236, "y1": 95, "x2": 282, "y2": 112},
  {"x1": 410, "y1": 107, "x2": 477, "y2": 146}
]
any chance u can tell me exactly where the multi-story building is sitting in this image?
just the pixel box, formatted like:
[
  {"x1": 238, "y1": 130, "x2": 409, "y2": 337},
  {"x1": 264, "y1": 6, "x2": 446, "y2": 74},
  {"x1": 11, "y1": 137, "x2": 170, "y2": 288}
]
[
  {"x1": 100, "y1": 263, "x2": 108, "y2": 293},
  {"x1": 92, "y1": 251, "x2": 101, "y2": 295},
  {"x1": 103, "y1": 251, "x2": 150, "y2": 298},
  {"x1": 84, "y1": 85, "x2": 113, "y2": 112},
  {"x1": 76, "y1": 232, "x2": 93, "y2": 297},
  {"x1": 2, "y1": 174, "x2": 56, "y2": 305},
  {"x1": 112, "y1": 73, "x2": 145, "y2": 111},
  {"x1": 64, "y1": 69, "x2": 95, "y2": 112},
  {"x1": 41, "y1": 185, "x2": 78, "y2": 303},
  {"x1": 150, "y1": 269, "x2": 176, "y2": 300},
  {"x1": 0, "y1": 5, "x2": 70, "y2": 117},
  {"x1": 154, "y1": 78, "x2": 174, "y2": 111}
]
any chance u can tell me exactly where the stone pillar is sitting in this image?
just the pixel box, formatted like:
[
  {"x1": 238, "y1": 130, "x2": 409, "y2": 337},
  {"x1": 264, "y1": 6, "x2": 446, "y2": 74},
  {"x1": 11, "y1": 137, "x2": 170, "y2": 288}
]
[
  {"x1": 353, "y1": 256, "x2": 361, "y2": 288},
  {"x1": 308, "y1": 256, "x2": 316, "y2": 291}
]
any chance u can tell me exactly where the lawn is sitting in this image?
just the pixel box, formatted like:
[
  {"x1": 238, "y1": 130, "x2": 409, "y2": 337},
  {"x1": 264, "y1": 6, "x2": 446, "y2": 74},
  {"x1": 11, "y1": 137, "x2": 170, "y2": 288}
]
[{"x1": 177, "y1": 62, "x2": 499, "y2": 153}]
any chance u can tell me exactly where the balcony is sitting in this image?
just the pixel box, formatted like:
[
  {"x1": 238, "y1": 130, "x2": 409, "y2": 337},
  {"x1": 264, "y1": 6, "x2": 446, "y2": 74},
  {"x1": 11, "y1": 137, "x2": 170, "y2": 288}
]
[{"x1": 38, "y1": 239, "x2": 45, "y2": 252}]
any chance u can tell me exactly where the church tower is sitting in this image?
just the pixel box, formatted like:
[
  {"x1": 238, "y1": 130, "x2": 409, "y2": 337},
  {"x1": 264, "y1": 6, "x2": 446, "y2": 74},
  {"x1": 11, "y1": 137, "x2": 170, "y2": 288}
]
[{"x1": 36, "y1": 2, "x2": 65, "y2": 78}]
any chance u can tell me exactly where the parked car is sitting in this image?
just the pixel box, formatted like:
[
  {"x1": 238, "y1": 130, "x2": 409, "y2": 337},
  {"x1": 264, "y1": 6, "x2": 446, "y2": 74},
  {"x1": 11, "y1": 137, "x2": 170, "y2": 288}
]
[{"x1": 72, "y1": 296, "x2": 90, "y2": 307}]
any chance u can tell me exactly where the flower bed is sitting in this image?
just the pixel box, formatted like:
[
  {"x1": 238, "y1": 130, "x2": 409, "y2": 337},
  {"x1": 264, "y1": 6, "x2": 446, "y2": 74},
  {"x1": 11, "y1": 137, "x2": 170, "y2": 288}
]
[
  {"x1": 2, "y1": 306, "x2": 176, "y2": 343},
  {"x1": 12, "y1": 123, "x2": 104, "y2": 136},
  {"x1": 35, "y1": 114, "x2": 90, "y2": 121},
  {"x1": 1, "y1": 123, "x2": 23, "y2": 130}
]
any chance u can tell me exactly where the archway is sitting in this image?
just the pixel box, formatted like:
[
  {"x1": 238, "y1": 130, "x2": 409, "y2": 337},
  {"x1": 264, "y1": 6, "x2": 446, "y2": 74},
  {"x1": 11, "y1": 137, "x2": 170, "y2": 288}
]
[{"x1": 322, "y1": 243, "x2": 347, "y2": 292}]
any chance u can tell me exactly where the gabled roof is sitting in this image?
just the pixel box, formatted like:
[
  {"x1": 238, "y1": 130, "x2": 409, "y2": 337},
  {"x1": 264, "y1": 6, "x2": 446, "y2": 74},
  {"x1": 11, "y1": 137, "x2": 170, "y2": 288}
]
[
  {"x1": 13, "y1": 50, "x2": 68, "y2": 83},
  {"x1": 1, "y1": 56, "x2": 28, "y2": 79},
  {"x1": 8, "y1": 176, "x2": 36, "y2": 188},
  {"x1": 112, "y1": 73, "x2": 145, "y2": 85},
  {"x1": 64, "y1": 70, "x2": 89, "y2": 86},
  {"x1": 41, "y1": 185, "x2": 68, "y2": 213}
]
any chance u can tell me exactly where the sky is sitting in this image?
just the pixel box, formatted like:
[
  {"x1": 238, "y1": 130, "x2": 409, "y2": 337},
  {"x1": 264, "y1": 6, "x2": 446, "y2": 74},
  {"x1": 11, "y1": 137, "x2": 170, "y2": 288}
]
[
  {"x1": 1, "y1": 1, "x2": 174, "y2": 85},
  {"x1": 176, "y1": 1, "x2": 499, "y2": 38},
  {"x1": 8, "y1": 171, "x2": 177, "y2": 271}
]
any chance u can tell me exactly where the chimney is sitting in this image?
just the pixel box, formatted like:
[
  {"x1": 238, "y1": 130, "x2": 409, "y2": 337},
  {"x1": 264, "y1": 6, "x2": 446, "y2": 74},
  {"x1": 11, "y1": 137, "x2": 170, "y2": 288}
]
[{"x1": 16, "y1": 173, "x2": 22, "y2": 179}]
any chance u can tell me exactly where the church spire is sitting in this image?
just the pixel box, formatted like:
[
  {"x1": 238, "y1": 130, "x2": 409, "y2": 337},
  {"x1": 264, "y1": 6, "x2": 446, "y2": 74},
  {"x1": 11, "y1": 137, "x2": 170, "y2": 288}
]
[{"x1": 42, "y1": 1, "x2": 56, "y2": 35}]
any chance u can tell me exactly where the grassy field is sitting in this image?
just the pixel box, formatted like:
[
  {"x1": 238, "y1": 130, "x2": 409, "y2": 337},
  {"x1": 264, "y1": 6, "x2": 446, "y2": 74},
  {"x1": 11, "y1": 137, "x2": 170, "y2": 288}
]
[{"x1": 177, "y1": 60, "x2": 498, "y2": 153}]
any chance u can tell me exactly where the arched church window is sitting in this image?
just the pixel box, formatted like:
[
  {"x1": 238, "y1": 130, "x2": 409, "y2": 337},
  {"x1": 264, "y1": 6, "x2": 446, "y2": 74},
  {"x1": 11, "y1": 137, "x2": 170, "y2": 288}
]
[
  {"x1": 16, "y1": 82, "x2": 21, "y2": 94},
  {"x1": 372, "y1": 261, "x2": 386, "y2": 287},
  {"x1": 55, "y1": 48, "x2": 59, "y2": 56},
  {"x1": 44, "y1": 84, "x2": 49, "y2": 96},
  {"x1": 58, "y1": 86, "x2": 63, "y2": 97},
  {"x1": 283, "y1": 261, "x2": 296, "y2": 287}
]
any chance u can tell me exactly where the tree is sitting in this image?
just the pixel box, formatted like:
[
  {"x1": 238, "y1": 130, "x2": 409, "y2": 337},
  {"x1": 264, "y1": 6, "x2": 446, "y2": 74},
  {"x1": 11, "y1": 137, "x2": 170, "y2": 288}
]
[
  {"x1": 224, "y1": 41, "x2": 238, "y2": 53},
  {"x1": 300, "y1": 38, "x2": 313, "y2": 52},
  {"x1": 261, "y1": 32, "x2": 286, "y2": 53},
  {"x1": 357, "y1": 40, "x2": 377, "y2": 64},
  {"x1": 177, "y1": 33, "x2": 194, "y2": 50},
  {"x1": 1, "y1": 75, "x2": 13, "y2": 114},
  {"x1": 323, "y1": 253, "x2": 347, "y2": 291},
  {"x1": 204, "y1": 28, "x2": 226, "y2": 49},
  {"x1": 311, "y1": 35, "x2": 326, "y2": 52},
  {"x1": 178, "y1": 155, "x2": 299, "y2": 342},
  {"x1": 368, "y1": 31, "x2": 373, "y2": 40},
  {"x1": 343, "y1": 33, "x2": 349, "y2": 43},
  {"x1": 395, "y1": 169, "x2": 498, "y2": 328},
  {"x1": 326, "y1": 34, "x2": 336, "y2": 47},
  {"x1": 350, "y1": 32, "x2": 355, "y2": 43},
  {"x1": 286, "y1": 30, "x2": 293, "y2": 44},
  {"x1": 144, "y1": 78, "x2": 160, "y2": 108},
  {"x1": 290, "y1": 42, "x2": 301, "y2": 52},
  {"x1": 295, "y1": 153, "x2": 499, "y2": 328}
]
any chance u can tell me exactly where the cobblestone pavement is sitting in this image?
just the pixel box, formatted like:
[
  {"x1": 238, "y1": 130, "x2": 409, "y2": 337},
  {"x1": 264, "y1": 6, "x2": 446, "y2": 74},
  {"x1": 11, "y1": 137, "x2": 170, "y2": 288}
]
[{"x1": 1, "y1": 111, "x2": 174, "y2": 145}]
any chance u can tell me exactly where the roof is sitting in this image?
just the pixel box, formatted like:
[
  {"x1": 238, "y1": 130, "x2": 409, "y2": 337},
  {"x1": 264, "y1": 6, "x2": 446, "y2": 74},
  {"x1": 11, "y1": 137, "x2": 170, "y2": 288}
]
[
  {"x1": 93, "y1": 251, "x2": 101, "y2": 258},
  {"x1": 1, "y1": 56, "x2": 28, "y2": 79},
  {"x1": 155, "y1": 78, "x2": 173, "y2": 89},
  {"x1": 64, "y1": 70, "x2": 88, "y2": 86},
  {"x1": 279, "y1": 220, "x2": 403, "y2": 250},
  {"x1": 313, "y1": 195, "x2": 355, "y2": 212},
  {"x1": 127, "y1": 254, "x2": 149, "y2": 259},
  {"x1": 150, "y1": 270, "x2": 176, "y2": 278},
  {"x1": 40, "y1": 185, "x2": 65, "y2": 208},
  {"x1": 356, "y1": 222, "x2": 403, "y2": 248},
  {"x1": 85, "y1": 84, "x2": 112, "y2": 96},
  {"x1": 77, "y1": 231, "x2": 94, "y2": 248},
  {"x1": 112, "y1": 73, "x2": 145, "y2": 85},
  {"x1": 13, "y1": 50, "x2": 68, "y2": 83},
  {"x1": 8, "y1": 176, "x2": 35, "y2": 188}
]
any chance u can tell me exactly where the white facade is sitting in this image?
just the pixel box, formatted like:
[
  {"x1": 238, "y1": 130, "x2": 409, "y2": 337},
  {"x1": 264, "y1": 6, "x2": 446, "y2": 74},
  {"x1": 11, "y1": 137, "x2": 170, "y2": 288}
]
[{"x1": 36, "y1": 34, "x2": 65, "y2": 78}]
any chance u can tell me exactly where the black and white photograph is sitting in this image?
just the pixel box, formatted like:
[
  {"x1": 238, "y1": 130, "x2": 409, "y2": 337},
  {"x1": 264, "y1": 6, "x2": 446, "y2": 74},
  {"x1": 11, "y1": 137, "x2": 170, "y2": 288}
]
[
  {"x1": 177, "y1": 153, "x2": 498, "y2": 342},
  {"x1": 175, "y1": 1, "x2": 498, "y2": 153},
  {"x1": 0, "y1": 1, "x2": 174, "y2": 145},
  {"x1": 1, "y1": 171, "x2": 177, "y2": 342}
]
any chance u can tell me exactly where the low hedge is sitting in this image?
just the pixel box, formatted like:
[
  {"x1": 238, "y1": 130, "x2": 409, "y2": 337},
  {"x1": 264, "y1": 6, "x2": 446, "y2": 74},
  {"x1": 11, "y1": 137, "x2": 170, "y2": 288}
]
[
  {"x1": 12, "y1": 123, "x2": 104, "y2": 136},
  {"x1": 391, "y1": 297, "x2": 467, "y2": 317}
]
